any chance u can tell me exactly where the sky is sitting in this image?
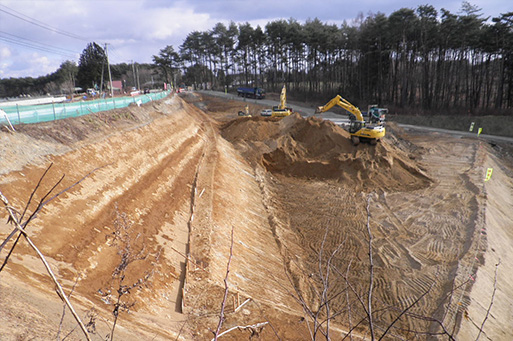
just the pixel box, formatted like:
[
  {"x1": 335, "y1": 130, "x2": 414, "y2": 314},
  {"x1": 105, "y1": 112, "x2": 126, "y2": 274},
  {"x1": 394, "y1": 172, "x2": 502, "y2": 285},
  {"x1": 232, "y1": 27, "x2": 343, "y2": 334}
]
[{"x1": 0, "y1": 0, "x2": 511, "y2": 78}]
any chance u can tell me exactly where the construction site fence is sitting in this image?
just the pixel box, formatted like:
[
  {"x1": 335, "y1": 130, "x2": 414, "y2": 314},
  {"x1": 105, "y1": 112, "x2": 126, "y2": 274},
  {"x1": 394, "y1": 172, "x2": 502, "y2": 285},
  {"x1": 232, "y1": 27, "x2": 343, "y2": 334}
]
[{"x1": 0, "y1": 90, "x2": 171, "y2": 126}]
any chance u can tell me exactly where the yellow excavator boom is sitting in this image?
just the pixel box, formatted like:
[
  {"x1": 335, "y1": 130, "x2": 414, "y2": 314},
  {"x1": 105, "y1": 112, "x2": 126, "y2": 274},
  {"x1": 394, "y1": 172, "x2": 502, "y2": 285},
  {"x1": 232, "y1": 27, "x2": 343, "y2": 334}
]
[
  {"x1": 316, "y1": 95, "x2": 385, "y2": 145},
  {"x1": 272, "y1": 85, "x2": 293, "y2": 117},
  {"x1": 316, "y1": 95, "x2": 365, "y2": 122},
  {"x1": 279, "y1": 85, "x2": 287, "y2": 109}
]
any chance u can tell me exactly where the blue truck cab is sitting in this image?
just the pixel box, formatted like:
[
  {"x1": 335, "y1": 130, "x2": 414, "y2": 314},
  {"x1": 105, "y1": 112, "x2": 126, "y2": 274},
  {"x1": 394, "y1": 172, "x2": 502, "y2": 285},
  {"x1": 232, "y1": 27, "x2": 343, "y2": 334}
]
[{"x1": 236, "y1": 87, "x2": 265, "y2": 99}]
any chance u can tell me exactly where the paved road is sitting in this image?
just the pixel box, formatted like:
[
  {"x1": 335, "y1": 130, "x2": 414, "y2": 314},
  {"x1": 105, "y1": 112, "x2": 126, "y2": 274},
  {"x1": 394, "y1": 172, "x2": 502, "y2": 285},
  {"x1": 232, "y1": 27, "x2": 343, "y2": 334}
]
[
  {"x1": 197, "y1": 89, "x2": 349, "y2": 121},
  {"x1": 197, "y1": 90, "x2": 513, "y2": 145}
]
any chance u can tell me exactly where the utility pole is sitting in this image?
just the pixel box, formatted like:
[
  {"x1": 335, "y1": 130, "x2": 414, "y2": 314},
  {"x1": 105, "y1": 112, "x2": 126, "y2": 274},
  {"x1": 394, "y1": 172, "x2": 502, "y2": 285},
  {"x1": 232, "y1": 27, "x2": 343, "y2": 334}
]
[
  {"x1": 132, "y1": 60, "x2": 137, "y2": 90},
  {"x1": 100, "y1": 57, "x2": 105, "y2": 95},
  {"x1": 105, "y1": 43, "x2": 113, "y2": 97},
  {"x1": 69, "y1": 71, "x2": 75, "y2": 100},
  {"x1": 136, "y1": 64, "x2": 141, "y2": 90}
]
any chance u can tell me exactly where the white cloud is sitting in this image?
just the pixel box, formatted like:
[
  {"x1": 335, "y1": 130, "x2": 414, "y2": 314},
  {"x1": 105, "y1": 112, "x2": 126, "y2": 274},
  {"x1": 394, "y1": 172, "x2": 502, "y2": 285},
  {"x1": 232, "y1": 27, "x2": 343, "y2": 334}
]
[
  {"x1": 139, "y1": 7, "x2": 211, "y2": 41},
  {"x1": 30, "y1": 55, "x2": 55, "y2": 75},
  {"x1": 0, "y1": 47, "x2": 61, "y2": 78},
  {"x1": 0, "y1": 0, "x2": 511, "y2": 78},
  {"x1": 0, "y1": 47, "x2": 12, "y2": 59}
]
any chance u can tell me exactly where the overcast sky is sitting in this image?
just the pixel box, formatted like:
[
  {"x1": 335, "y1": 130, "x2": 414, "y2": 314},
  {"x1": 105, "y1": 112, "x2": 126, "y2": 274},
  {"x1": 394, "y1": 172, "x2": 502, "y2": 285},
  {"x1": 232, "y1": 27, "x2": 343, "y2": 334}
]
[{"x1": 0, "y1": 0, "x2": 511, "y2": 78}]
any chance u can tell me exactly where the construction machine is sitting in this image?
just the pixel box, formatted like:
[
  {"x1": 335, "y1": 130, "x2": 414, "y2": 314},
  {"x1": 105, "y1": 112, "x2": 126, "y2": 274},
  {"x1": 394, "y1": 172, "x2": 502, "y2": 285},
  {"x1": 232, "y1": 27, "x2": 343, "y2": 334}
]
[
  {"x1": 366, "y1": 105, "x2": 387, "y2": 125},
  {"x1": 237, "y1": 87, "x2": 266, "y2": 99},
  {"x1": 237, "y1": 104, "x2": 252, "y2": 117},
  {"x1": 316, "y1": 95, "x2": 385, "y2": 145},
  {"x1": 271, "y1": 85, "x2": 293, "y2": 117}
]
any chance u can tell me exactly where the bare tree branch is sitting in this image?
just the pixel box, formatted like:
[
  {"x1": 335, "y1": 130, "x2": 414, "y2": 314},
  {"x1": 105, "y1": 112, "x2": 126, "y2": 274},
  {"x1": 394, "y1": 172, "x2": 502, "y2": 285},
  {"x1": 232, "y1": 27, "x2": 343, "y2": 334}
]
[
  {"x1": 0, "y1": 191, "x2": 91, "y2": 341},
  {"x1": 0, "y1": 163, "x2": 54, "y2": 256},
  {"x1": 365, "y1": 194, "x2": 375, "y2": 340},
  {"x1": 476, "y1": 260, "x2": 500, "y2": 341},
  {"x1": 345, "y1": 258, "x2": 354, "y2": 341},
  {"x1": 211, "y1": 322, "x2": 268, "y2": 341},
  {"x1": 0, "y1": 164, "x2": 104, "y2": 270},
  {"x1": 57, "y1": 277, "x2": 80, "y2": 340},
  {"x1": 378, "y1": 282, "x2": 435, "y2": 340},
  {"x1": 243, "y1": 297, "x2": 283, "y2": 340},
  {"x1": 100, "y1": 207, "x2": 153, "y2": 341},
  {"x1": 214, "y1": 226, "x2": 234, "y2": 340}
]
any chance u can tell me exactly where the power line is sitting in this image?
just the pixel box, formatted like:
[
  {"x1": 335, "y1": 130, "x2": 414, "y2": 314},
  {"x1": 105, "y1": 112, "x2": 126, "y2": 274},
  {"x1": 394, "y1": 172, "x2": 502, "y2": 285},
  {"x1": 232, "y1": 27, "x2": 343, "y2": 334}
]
[
  {"x1": 106, "y1": 45, "x2": 126, "y2": 64},
  {"x1": 0, "y1": 4, "x2": 89, "y2": 41},
  {"x1": 0, "y1": 4, "x2": 142, "y2": 70},
  {"x1": 0, "y1": 30, "x2": 79, "y2": 55},
  {"x1": 0, "y1": 36, "x2": 76, "y2": 59}
]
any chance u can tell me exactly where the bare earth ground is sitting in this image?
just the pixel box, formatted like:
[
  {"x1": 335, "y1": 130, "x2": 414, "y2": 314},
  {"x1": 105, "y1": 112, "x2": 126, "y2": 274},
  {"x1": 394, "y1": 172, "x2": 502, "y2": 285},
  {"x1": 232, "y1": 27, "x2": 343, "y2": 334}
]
[{"x1": 0, "y1": 92, "x2": 512, "y2": 340}]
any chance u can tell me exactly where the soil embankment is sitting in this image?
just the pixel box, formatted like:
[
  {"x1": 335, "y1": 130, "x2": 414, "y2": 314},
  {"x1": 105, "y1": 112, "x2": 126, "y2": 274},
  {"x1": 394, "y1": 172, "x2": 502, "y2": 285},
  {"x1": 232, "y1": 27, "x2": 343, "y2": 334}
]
[
  {"x1": 1, "y1": 96, "x2": 207, "y2": 339},
  {"x1": 1, "y1": 92, "x2": 512, "y2": 339}
]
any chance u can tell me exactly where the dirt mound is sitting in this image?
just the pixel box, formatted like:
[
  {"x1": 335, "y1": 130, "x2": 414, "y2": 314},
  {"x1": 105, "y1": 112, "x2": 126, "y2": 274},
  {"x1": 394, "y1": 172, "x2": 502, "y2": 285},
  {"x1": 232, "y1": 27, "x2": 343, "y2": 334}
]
[
  {"x1": 222, "y1": 113, "x2": 430, "y2": 191},
  {"x1": 221, "y1": 115, "x2": 283, "y2": 141}
]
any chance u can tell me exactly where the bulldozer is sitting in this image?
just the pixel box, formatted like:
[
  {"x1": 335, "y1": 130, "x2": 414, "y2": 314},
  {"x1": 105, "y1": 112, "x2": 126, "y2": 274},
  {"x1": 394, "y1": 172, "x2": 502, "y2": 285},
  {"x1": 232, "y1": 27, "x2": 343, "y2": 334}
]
[
  {"x1": 271, "y1": 85, "x2": 293, "y2": 117},
  {"x1": 316, "y1": 95, "x2": 385, "y2": 145}
]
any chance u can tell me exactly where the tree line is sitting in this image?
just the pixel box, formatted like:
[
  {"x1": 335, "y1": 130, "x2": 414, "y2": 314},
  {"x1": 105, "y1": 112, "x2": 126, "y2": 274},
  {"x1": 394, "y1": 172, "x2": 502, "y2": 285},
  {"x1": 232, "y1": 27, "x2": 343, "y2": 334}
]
[
  {"x1": 2, "y1": 2, "x2": 512, "y2": 115},
  {"x1": 153, "y1": 2, "x2": 513, "y2": 114},
  {"x1": 0, "y1": 42, "x2": 163, "y2": 99}
]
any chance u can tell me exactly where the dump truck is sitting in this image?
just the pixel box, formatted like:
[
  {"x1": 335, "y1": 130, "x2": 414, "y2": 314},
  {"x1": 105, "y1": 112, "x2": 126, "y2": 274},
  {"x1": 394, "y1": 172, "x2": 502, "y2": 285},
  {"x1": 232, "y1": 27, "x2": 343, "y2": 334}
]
[{"x1": 236, "y1": 87, "x2": 266, "y2": 99}]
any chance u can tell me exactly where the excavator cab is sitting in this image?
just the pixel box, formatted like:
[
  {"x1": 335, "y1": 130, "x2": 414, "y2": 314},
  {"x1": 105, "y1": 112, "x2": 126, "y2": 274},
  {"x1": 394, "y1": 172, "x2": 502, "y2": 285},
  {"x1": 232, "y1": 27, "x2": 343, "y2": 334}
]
[
  {"x1": 368, "y1": 105, "x2": 387, "y2": 125},
  {"x1": 349, "y1": 121, "x2": 363, "y2": 134}
]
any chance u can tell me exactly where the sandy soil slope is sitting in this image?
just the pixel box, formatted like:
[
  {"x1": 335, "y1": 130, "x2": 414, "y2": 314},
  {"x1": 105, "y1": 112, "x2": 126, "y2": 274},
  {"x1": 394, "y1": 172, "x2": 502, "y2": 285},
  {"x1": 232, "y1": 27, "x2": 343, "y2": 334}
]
[
  {"x1": 1, "y1": 96, "x2": 205, "y2": 339},
  {"x1": 456, "y1": 142, "x2": 513, "y2": 340},
  {"x1": 1, "y1": 92, "x2": 512, "y2": 340}
]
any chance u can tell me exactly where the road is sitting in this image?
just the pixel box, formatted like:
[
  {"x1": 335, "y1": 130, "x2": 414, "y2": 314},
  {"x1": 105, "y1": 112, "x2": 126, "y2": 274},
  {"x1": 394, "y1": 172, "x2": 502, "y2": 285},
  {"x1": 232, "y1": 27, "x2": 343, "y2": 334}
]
[
  {"x1": 198, "y1": 89, "x2": 336, "y2": 117},
  {"x1": 197, "y1": 89, "x2": 513, "y2": 145}
]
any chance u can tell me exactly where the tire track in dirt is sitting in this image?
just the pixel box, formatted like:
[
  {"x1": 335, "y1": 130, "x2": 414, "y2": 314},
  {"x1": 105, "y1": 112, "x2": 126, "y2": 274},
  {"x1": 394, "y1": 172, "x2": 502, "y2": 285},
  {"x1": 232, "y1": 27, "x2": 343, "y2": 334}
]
[
  {"x1": 261, "y1": 132, "x2": 486, "y2": 336},
  {"x1": 368, "y1": 136, "x2": 487, "y2": 335}
]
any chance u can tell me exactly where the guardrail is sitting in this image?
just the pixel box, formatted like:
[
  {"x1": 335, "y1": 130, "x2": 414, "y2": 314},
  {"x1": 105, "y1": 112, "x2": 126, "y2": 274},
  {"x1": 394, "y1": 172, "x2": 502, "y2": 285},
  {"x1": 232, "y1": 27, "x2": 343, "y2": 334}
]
[{"x1": 0, "y1": 91, "x2": 171, "y2": 125}]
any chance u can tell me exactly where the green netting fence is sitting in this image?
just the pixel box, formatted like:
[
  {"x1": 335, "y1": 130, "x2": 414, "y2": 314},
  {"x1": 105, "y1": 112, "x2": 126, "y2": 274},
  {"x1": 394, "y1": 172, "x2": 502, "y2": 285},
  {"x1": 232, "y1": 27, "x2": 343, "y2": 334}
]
[{"x1": 0, "y1": 90, "x2": 171, "y2": 126}]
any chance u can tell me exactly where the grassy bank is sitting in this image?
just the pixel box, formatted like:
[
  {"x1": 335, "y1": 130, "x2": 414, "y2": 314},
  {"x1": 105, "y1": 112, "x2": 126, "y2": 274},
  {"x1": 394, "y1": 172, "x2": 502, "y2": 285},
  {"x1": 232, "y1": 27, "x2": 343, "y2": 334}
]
[{"x1": 389, "y1": 115, "x2": 513, "y2": 138}]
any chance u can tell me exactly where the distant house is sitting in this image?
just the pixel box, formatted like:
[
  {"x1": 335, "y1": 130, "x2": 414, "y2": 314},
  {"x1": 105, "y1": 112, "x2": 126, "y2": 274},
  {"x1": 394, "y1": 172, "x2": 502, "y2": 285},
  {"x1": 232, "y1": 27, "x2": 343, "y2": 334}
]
[{"x1": 109, "y1": 80, "x2": 123, "y2": 94}]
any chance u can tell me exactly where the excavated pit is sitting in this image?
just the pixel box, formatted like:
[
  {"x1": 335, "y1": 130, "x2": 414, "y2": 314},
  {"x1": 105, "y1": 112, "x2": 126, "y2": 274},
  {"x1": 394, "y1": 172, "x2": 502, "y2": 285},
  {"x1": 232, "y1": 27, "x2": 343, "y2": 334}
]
[
  {"x1": 2, "y1": 92, "x2": 513, "y2": 340},
  {"x1": 222, "y1": 113, "x2": 430, "y2": 191}
]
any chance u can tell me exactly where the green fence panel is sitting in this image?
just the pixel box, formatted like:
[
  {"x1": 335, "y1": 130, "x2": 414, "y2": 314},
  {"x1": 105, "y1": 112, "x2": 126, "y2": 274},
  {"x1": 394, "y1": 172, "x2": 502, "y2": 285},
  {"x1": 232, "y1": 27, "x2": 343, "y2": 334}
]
[{"x1": 0, "y1": 91, "x2": 171, "y2": 125}]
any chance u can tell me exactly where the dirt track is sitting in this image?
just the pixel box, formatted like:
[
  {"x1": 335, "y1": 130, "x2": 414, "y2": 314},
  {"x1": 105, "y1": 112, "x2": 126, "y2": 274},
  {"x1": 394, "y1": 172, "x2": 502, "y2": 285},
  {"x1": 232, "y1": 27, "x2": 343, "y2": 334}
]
[{"x1": 1, "y1": 92, "x2": 513, "y2": 340}]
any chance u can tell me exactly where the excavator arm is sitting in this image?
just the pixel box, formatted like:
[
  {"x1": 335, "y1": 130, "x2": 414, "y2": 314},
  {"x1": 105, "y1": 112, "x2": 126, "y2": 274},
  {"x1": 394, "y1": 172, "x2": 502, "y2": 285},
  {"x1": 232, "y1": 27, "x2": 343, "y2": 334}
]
[
  {"x1": 316, "y1": 95, "x2": 365, "y2": 122},
  {"x1": 279, "y1": 85, "x2": 287, "y2": 110},
  {"x1": 272, "y1": 85, "x2": 293, "y2": 117}
]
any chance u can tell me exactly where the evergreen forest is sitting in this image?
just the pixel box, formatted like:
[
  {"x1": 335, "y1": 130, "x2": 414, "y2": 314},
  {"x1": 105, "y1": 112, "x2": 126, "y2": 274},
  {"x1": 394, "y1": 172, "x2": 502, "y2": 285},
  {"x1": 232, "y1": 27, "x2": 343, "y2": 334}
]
[{"x1": 2, "y1": 3, "x2": 513, "y2": 115}]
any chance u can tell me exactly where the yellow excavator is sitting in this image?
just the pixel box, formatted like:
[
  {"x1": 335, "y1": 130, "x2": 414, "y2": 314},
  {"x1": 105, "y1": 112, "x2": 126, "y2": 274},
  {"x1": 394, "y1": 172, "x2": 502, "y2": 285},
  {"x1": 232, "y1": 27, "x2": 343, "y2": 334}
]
[
  {"x1": 316, "y1": 95, "x2": 385, "y2": 145},
  {"x1": 238, "y1": 104, "x2": 251, "y2": 117},
  {"x1": 271, "y1": 85, "x2": 293, "y2": 117}
]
